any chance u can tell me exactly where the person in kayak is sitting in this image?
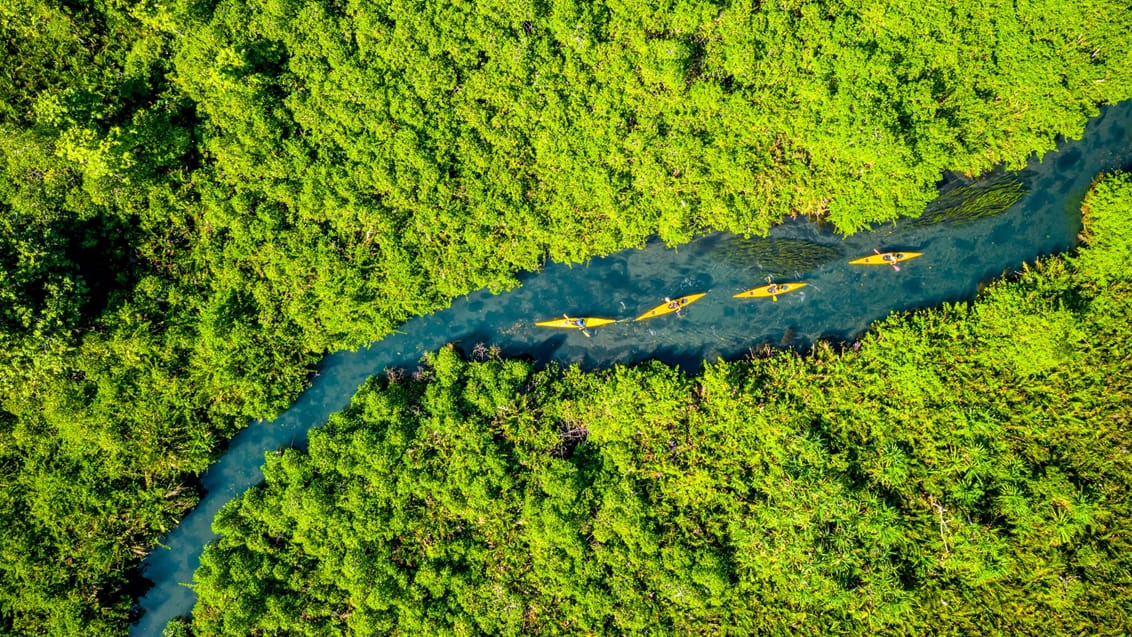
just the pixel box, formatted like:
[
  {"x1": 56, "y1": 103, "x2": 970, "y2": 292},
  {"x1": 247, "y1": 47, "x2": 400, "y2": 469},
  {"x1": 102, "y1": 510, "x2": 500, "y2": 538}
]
[
  {"x1": 875, "y1": 249, "x2": 903, "y2": 271},
  {"x1": 560, "y1": 315, "x2": 592, "y2": 336},
  {"x1": 766, "y1": 284, "x2": 779, "y2": 294}
]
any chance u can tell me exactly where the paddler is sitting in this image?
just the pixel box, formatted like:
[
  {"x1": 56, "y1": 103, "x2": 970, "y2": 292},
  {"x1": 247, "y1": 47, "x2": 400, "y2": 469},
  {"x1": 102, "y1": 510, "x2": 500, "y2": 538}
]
[
  {"x1": 875, "y1": 249, "x2": 903, "y2": 271},
  {"x1": 564, "y1": 315, "x2": 590, "y2": 337}
]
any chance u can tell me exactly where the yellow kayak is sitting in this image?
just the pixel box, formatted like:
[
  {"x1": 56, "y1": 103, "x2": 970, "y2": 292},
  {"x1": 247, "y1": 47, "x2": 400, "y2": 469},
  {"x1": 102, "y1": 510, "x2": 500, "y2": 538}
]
[
  {"x1": 848, "y1": 251, "x2": 922, "y2": 265},
  {"x1": 733, "y1": 282, "x2": 807, "y2": 301},
  {"x1": 635, "y1": 293, "x2": 707, "y2": 321},
  {"x1": 535, "y1": 317, "x2": 617, "y2": 329}
]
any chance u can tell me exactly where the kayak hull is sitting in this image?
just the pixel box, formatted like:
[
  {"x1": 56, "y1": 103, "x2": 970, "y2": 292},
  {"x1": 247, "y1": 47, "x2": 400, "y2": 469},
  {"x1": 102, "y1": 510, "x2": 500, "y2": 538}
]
[
  {"x1": 849, "y1": 251, "x2": 922, "y2": 265},
  {"x1": 635, "y1": 293, "x2": 707, "y2": 321},
  {"x1": 733, "y1": 282, "x2": 807, "y2": 299},
  {"x1": 535, "y1": 317, "x2": 617, "y2": 329}
]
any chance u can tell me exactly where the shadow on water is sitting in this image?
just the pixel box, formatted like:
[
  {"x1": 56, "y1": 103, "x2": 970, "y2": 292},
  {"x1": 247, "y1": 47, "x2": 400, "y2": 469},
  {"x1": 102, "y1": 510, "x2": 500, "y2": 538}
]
[{"x1": 131, "y1": 100, "x2": 1132, "y2": 635}]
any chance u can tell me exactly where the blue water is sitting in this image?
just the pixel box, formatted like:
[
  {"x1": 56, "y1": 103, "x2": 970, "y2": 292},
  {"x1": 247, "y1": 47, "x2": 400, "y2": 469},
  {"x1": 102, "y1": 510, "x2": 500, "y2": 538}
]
[{"x1": 130, "y1": 100, "x2": 1132, "y2": 635}]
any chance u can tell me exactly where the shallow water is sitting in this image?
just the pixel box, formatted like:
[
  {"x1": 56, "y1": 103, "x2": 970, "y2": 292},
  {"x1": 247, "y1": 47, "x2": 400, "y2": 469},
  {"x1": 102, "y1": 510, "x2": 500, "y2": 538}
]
[{"x1": 131, "y1": 100, "x2": 1132, "y2": 635}]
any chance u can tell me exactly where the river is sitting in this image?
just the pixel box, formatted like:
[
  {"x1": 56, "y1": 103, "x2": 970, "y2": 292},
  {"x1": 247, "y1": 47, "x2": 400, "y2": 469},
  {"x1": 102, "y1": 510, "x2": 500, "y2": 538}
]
[{"x1": 130, "y1": 100, "x2": 1132, "y2": 635}]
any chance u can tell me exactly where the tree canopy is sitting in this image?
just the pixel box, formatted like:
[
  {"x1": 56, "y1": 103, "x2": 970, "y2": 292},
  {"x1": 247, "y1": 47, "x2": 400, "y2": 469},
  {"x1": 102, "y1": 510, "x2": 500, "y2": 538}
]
[
  {"x1": 0, "y1": 0, "x2": 1130, "y2": 634},
  {"x1": 190, "y1": 172, "x2": 1132, "y2": 635}
]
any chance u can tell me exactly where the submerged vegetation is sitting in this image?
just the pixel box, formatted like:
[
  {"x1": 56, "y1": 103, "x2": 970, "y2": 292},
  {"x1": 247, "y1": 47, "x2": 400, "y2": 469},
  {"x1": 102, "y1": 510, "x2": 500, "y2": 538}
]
[
  {"x1": 190, "y1": 173, "x2": 1132, "y2": 635},
  {"x1": 710, "y1": 237, "x2": 844, "y2": 277},
  {"x1": 0, "y1": 0, "x2": 1130, "y2": 633},
  {"x1": 913, "y1": 174, "x2": 1030, "y2": 227}
]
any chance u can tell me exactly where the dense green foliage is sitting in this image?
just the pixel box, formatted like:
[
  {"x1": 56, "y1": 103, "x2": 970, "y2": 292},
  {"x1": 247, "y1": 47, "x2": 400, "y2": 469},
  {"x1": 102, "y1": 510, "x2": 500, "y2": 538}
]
[
  {"x1": 1078, "y1": 171, "x2": 1132, "y2": 285},
  {"x1": 0, "y1": 2, "x2": 315, "y2": 633},
  {"x1": 174, "y1": 0, "x2": 1132, "y2": 280},
  {"x1": 1, "y1": 0, "x2": 1131, "y2": 634},
  {"x1": 190, "y1": 175, "x2": 1132, "y2": 635}
]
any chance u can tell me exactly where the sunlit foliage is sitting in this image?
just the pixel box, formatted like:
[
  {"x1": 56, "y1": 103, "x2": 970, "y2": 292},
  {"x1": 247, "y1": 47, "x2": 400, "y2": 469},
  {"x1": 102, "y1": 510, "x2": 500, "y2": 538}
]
[
  {"x1": 0, "y1": 0, "x2": 1130, "y2": 633},
  {"x1": 191, "y1": 179, "x2": 1132, "y2": 635},
  {"x1": 1077, "y1": 171, "x2": 1132, "y2": 285}
]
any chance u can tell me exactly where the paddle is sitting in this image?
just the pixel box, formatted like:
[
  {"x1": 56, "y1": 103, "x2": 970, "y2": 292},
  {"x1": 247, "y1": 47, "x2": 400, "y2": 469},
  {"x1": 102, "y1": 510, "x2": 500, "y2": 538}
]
[
  {"x1": 563, "y1": 313, "x2": 591, "y2": 337},
  {"x1": 665, "y1": 297, "x2": 682, "y2": 316},
  {"x1": 874, "y1": 248, "x2": 900, "y2": 272}
]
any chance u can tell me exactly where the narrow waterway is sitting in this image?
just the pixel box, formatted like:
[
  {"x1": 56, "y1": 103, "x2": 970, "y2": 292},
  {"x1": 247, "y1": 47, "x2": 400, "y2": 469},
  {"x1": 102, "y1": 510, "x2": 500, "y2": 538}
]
[{"x1": 131, "y1": 101, "x2": 1132, "y2": 635}]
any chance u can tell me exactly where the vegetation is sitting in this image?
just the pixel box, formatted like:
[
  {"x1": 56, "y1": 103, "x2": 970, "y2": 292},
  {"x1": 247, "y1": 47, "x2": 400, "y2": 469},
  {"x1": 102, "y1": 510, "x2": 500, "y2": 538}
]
[
  {"x1": 1077, "y1": 171, "x2": 1132, "y2": 284},
  {"x1": 0, "y1": 0, "x2": 1130, "y2": 634},
  {"x1": 913, "y1": 174, "x2": 1029, "y2": 227},
  {"x1": 711, "y1": 237, "x2": 844, "y2": 277},
  {"x1": 189, "y1": 173, "x2": 1132, "y2": 635}
]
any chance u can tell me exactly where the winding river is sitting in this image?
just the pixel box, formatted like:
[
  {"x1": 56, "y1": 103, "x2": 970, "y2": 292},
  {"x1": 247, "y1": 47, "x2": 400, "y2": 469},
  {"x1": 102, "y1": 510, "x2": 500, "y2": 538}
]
[{"x1": 131, "y1": 100, "x2": 1132, "y2": 635}]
